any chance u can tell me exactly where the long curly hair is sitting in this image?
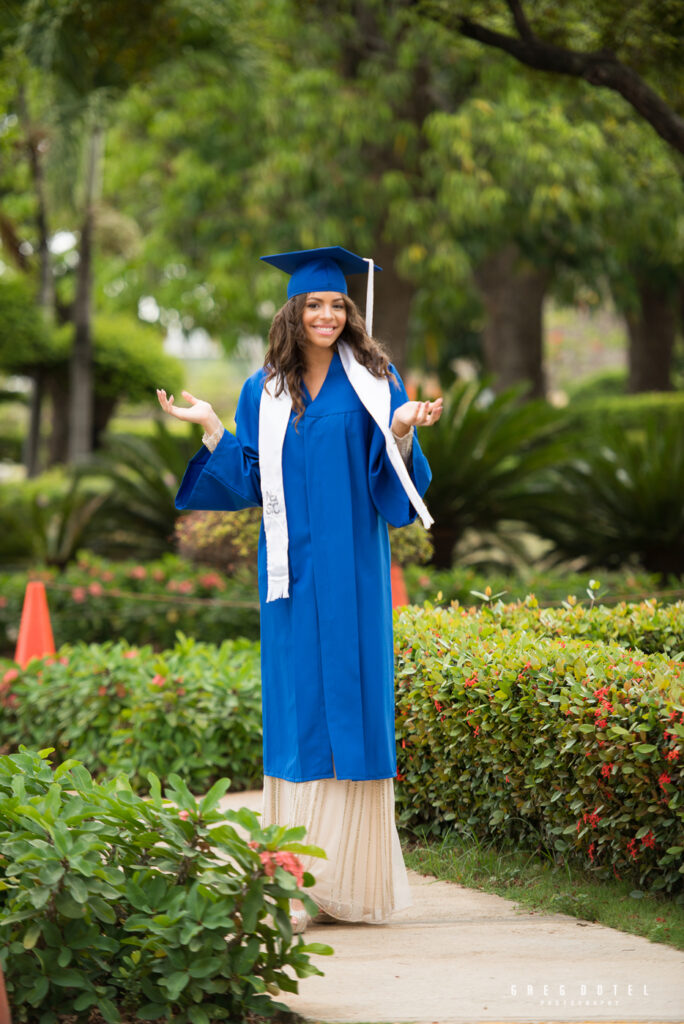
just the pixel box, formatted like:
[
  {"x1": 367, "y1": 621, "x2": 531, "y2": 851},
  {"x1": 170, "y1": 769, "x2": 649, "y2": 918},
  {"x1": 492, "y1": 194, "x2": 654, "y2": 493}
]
[{"x1": 263, "y1": 293, "x2": 394, "y2": 423}]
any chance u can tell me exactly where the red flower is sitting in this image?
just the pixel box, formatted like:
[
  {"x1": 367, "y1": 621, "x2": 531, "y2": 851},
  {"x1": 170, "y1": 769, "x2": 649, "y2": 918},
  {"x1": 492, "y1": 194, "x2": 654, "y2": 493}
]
[
  {"x1": 588, "y1": 841, "x2": 596, "y2": 862},
  {"x1": 0, "y1": 596, "x2": 7, "y2": 607},
  {"x1": 601, "y1": 762, "x2": 614, "y2": 778},
  {"x1": 122, "y1": 649, "x2": 138, "y2": 659},
  {"x1": 248, "y1": 840, "x2": 260, "y2": 849},
  {"x1": 129, "y1": 566, "x2": 147, "y2": 580},
  {"x1": 396, "y1": 771, "x2": 405, "y2": 781},
  {"x1": 2, "y1": 668, "x2": 18, "y2": 685},
  {"x1": 473, "y1": 724, "x2": 480, "y2": 736},
  {"x1": 640, "y1": 830, "x2": 655, "y2": 849},
  {"x1": 151, "y1": 674, "x2": 165, "y2": 687},
  {"x1": 178, "y1": 809, "x2": 190, "y2": 821},
  {"x1": 434, "y1": 700, "x2": 443, "y2": 712},
  {"x1": 177, "y1": 687, "x2": 186, "y2": 697},
  {"x1": 627, "y1": 837, "x2": 638, "y2": 859},
  {"x1": 658, "y1": 772, "x2": 672, "y2": 790},
  {"x1": 88, "y1": 582, "x2": 103, "y2": 596},
  {"x1": 274, "y1": 850, "x2": 304, "y2": 887},
  {"x1": 71, "y1": 586, "x2": 86, "y2": 603},
  {"x1": 665, "y1": 749, "x2": 680, "y2": 762},
  {"x1": 98, "y1": 685, "x2": 107, "y2": 697},
  {"x1": 259, "y1": 851, "x2": 276, "y2": 877}
]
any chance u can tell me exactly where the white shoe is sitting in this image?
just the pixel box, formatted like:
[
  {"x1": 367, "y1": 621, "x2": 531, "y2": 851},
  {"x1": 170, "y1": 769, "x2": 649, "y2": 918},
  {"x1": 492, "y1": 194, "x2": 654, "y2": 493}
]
[{"x1": 290, "y1": 908, "x2": 311, "y2": 934}]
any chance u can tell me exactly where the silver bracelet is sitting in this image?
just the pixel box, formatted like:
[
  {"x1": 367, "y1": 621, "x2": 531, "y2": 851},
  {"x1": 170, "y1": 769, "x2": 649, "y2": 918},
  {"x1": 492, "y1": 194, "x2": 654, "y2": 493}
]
[{"x1": 201, "y1": 423, "x2": 225, "y2": 452}]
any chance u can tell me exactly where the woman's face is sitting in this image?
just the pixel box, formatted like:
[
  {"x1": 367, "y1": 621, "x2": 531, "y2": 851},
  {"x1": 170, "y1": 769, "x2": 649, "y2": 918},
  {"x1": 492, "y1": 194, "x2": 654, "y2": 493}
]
[{"x1": 301, "y1": 292, "x2": 347, "y2": 352}]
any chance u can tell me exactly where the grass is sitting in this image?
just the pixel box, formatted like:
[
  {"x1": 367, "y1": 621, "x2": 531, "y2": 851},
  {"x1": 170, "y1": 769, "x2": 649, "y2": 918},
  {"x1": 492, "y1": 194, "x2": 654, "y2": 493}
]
[{"x1": 402, "y1": 828, "x2": 684, "y2": 951}]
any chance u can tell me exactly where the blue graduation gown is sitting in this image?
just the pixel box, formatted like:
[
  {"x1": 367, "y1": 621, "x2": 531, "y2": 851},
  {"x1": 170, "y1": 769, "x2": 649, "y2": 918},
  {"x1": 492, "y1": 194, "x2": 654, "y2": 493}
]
[{"x1": 175, "y1": 350, "x2": 432, "y2": 782}]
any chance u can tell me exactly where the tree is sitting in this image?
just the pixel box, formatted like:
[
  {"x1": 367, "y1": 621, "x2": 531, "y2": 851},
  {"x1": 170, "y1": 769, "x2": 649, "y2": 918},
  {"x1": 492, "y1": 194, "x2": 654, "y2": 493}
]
[
  {"x1": 105, "y1": 0, "x2": 475, "y2": 372},
  {"x1": 388, "y1": 73, "x2": 611, "y2": 395},
  {"x1": 414, "y1": 0, "x2": 684, "y2": 155},
  {"x1": 1, "y1": 0, "x2": 192, "y2": 463}
]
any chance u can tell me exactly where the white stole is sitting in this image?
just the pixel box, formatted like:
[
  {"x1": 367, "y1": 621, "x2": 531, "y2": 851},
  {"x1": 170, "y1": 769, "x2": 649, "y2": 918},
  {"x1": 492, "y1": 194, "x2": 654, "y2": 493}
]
[{"x1": 258, "y1": 340, "x2": 433, "y2": 602}]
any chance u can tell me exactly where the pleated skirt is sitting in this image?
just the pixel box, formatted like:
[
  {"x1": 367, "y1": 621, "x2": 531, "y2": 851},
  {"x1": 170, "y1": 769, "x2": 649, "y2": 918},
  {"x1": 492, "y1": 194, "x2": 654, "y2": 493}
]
[{"x1": 261, "y1": 773, "x2": 412, "y2": 924}]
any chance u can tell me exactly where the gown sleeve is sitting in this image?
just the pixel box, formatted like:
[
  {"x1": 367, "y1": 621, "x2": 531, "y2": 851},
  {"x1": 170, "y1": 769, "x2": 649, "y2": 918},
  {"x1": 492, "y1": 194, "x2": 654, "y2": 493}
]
[
  {"x1": 368, "y1": 364, "x2": 432, "y2": 528},
  {"x1": 174, "y1": 374, "x2": 263, "y2": 511}
]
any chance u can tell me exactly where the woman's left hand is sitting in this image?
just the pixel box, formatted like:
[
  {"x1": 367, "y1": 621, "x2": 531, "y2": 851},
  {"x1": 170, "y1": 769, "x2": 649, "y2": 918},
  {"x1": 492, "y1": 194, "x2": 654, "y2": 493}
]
[{"x1": 391, "y1": 398, "x2": 443, "y2": 438}]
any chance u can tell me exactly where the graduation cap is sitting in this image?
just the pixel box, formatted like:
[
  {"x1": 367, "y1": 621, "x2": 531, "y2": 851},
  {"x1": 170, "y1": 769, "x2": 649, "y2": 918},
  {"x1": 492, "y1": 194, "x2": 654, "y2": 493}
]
[{"x1": 260, "y1": 246, "x2": 382, "y2": 335}]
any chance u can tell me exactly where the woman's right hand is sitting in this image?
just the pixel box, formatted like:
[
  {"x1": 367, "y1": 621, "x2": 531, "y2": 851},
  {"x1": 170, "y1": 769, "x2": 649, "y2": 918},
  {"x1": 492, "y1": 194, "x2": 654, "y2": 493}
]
[{"x1": 156, "y1": 388, "x2": 222, "y2": 433}]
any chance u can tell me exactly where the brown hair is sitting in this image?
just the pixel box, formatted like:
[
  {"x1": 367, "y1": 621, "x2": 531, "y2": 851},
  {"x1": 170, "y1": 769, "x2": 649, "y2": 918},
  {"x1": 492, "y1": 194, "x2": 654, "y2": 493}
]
[{"x1": 263, "y1": 293, "x2": 394, "y2": 423}]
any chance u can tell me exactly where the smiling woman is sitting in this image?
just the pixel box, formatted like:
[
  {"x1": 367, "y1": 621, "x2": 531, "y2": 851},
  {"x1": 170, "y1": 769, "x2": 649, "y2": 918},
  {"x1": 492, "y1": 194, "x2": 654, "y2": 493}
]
[{"x1": 156, "y1": 245, "x2": 442, "y2": 933}]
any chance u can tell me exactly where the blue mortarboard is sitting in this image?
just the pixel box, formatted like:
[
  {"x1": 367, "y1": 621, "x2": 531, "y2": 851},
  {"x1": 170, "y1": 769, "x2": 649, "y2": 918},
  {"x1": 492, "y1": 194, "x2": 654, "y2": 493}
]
[{"x1": 260, "y1": 246, "x2": 382, "y2": 334}]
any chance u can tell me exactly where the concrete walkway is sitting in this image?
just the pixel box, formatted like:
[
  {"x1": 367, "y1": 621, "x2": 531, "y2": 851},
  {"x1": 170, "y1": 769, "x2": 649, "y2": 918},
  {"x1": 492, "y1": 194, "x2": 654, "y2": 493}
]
[{"x1": 219, "y1": 790, "x2": 684, "y2": 1024}]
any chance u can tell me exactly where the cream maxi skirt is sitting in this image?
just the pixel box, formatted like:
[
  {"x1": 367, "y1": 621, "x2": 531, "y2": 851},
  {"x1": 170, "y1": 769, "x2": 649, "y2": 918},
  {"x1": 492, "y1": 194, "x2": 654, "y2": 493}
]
[{"x1": 261, "y1": 772, "x2": 412, "y2": 924}]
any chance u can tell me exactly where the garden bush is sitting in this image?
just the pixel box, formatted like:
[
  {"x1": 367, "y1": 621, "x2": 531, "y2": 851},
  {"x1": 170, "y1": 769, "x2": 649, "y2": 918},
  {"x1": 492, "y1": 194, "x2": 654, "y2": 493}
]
[
  {"x1": 487, "y1": 594, "x2": 684, "y2": 657},
  {"x1": 0, "y1": 635, "x2": 263, "y2": 793},
  {"x1": 403, "y1": 564, "x2": 682, "y2": 610},
  {"x1": 0, "y1": 748, "x2": 331, "y2": 1022},
  {"x1": 0, "y1": 552, "x2": 260, "y2": 657},
  {"x1": 394, "y1": 604, "x2": 684, "y2": 898}
]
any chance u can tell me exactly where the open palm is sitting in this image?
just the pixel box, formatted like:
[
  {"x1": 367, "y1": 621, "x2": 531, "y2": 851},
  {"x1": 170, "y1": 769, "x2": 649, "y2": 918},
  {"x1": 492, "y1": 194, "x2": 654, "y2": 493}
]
[{"x1": 156, "y1": 388, "x2": 213, "y2": 424}]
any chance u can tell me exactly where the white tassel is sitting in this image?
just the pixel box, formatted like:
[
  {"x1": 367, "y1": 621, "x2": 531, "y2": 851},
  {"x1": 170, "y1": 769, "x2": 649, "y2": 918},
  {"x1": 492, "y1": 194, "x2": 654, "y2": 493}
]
[{"x1": 363, "y1": 257, "x2": 374, "y2": 336}]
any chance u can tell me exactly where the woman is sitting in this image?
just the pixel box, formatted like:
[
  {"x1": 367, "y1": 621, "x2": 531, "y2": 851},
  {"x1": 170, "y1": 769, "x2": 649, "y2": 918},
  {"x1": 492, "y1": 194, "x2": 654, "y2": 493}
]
[{"x1": 156, "y1": 246, "x2": 441, "y2": 931}]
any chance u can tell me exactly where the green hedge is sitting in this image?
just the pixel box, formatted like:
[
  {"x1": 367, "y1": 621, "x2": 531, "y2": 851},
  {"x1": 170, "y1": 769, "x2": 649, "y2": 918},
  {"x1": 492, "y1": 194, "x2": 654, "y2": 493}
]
[
  {"x1": 472, "y1": 595, "x2": 684, "y2": 657},
  {"x1": 394, "y1": 605, "x2": 684, "y2": 897},
  {"x1": 0, "y1": 552, "x2": 260, "y2": 657},
  {"x1": 0, "y1": 635, "x2": 263, "y2": 793},
  {"x1": 563, "y1": 390, "x2": 684, "y2": 435},
  {"x1": 403, "y1": 565, "x2": 683, "y2": 609},
  {"x1": 0, "y1": 749, "x2": 329, "y2": 1022}
]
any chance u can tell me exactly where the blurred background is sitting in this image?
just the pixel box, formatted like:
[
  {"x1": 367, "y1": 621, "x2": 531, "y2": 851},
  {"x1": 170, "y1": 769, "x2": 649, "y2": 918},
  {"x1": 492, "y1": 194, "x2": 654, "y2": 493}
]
[{"x1": 1, "y1": 0, "x2": 683, "y2": 632}]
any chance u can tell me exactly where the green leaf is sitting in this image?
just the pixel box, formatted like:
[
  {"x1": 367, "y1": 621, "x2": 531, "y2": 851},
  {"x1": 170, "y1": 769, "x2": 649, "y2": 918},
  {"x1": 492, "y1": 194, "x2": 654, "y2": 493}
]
[
  {"x1": 67, "y1": 875, "x2": 89, "y2": 903},
  {"x1": 23, "y1": 924, "x2": 42, "y2": 949},
  {"x1": 162, "y1": 970, "x2": 190, "y2": 1000},
  {"x1": 299, "y1": 941, "x2": 334, "y2": 955},
  {"x1": 26, "y1": 974, "x2": 49, "y2": 1005},
  {"x1": 89, "y1": 896, "x2": 117, "y2": 924},
  {"x1": 635, "y1": 743, "x2": 656, "y2": 754},
  {"x1": 97, "y1": 997, "x2": 121, "y2": 1023},
  {"x1": 198, "y1": 777, "x2": 232, "y2": 815}
]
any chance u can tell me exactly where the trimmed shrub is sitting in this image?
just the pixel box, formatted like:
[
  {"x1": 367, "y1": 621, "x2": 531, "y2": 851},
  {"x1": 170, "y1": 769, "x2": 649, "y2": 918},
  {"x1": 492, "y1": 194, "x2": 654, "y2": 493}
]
[
  {"x1": 0, "y1": 552, "x2": 260, "y2": 657},
  {"x1": 403, "y1": 564, "x2": 682, "y2": 610},
  {"x1": 0, "y1": 749, "x2": 331, "y2": 1022},
  {"x1": 394, "y1": 604, "x2": 684, "y2": 897},
  {"x1": 0, "y1": 635, "x2": 263, "y2": 793}
]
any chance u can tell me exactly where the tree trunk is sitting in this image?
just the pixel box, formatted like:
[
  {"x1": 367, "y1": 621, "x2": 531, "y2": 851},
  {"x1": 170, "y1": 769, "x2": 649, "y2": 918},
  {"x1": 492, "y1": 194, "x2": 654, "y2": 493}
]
[
  {"x1": 625, "y1": 280, "x2": 676, "y2": 392},
  {"x1": 17, "y1": 82, "x2": 54, "y2": 477},
  {"x1": 92, "y1": 395, "x2": 118, "y2": 450},
  {"x1": 46, "y1": 368, "x2": 70, "y2": 467},
  {"x1": 68, "y1": 120, "x2": 103, "y2": 463},
  {"x1": 473, "y1": 244, "x2": 550, "y2": 397},
  {"x1": 24, "y1": 369, "x2": 45, "y2": 478}
]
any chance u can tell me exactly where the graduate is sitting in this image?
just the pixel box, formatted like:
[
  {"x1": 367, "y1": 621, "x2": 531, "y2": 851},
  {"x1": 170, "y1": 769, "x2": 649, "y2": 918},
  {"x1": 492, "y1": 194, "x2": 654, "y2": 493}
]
[{"x1": 156, "y1": 246, "x2": 442, "y2": 932}]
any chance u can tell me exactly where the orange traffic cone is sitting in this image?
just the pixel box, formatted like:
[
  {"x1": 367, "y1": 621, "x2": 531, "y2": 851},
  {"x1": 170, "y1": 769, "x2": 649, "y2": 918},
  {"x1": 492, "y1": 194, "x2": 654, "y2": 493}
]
[
  {"x1": 14, "y1": 580, "x2": 55, "y2": 668},
  {"x1": 390, "y1": 562, "x2": 409, "y2": 608}
]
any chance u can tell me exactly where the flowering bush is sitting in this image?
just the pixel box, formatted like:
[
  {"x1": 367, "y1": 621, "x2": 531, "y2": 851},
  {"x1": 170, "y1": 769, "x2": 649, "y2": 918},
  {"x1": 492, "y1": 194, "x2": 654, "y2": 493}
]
[
  {"x1": 0, "y1": 749, "x2": 331, "y2": 1022},
  {"x1": 479, "y1": 593, "x2": 684, "y2": 656},
  {"x1": 0, "y1": 552, "x2": 259, "y2": 658},
  {"x1": 403, "y1": 564, "x2": 682, "y2": 613},
  {"x1": 394, "y1": 603, "x2": 684, "y2": 897},
  {"x1": 0, "y1": 635, "x2": 263, "y2": 793}
]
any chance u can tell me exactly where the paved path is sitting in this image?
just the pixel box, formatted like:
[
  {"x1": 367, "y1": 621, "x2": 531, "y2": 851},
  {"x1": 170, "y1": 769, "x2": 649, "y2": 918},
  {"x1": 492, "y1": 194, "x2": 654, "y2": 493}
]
[{"x1": 219, "y1": 790, "x2": 684, "y2": 1024}]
